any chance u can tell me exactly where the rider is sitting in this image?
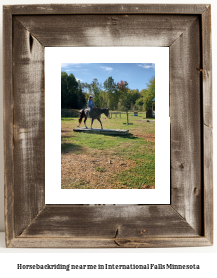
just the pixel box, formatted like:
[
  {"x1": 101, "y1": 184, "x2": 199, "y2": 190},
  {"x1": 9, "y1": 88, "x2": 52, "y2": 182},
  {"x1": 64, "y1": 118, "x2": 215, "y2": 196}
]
[{"x1": 87, "y1": 95, "x2": 96, "y2": 113}]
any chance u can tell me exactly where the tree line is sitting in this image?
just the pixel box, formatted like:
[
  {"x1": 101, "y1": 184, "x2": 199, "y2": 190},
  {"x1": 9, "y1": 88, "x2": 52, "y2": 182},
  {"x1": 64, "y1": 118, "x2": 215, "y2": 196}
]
[{"x1": 61, "y1": 71, "x2": 155, "y2": 111}]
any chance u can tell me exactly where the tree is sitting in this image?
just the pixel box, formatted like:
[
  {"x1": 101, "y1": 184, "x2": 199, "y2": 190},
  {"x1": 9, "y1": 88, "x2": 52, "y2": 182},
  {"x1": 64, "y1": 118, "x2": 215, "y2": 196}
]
[
  {"x1": 135, "y1": 77, "x2": 155, "y2": 111},
  {"x1": 121, "y1": 89, "x2": 140, "y2": 111},
  {"x1": 80, "y1": 82, "x2": 92, "y2": 95},
  {"x1": 77, "y1": 80, "x2": 87, "y2": 109},
  {"x1": 91, "y1": 78, "x2": 101, "y2": 107},
  {"x1": 117, "y1": 80, "x2": 128, "y2": 104},
  {"x1": 67, "y1": 73, "x2": 79, "y2": 108},
  {"x1": 61, "y1": 72, "x2": 69, "y2": 108},
  {"x1": 103, "y1": 77, "x2": 117, "y2": 110},
  {"x1": 61, "y1": 72, "x2": 86, "y2": 109},
  {"x1": 97, "y1": 90, "x2": 109, "y2": 108},
  {"x1": 103, "y1": 77, "x2": 129, "y2": 110}
]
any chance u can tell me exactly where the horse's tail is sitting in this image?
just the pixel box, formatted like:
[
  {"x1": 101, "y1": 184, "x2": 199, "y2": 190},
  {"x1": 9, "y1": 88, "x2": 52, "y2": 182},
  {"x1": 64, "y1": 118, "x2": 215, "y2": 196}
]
[{"x1": 78, "y1": 109, "x2": 85, "y2": 125}]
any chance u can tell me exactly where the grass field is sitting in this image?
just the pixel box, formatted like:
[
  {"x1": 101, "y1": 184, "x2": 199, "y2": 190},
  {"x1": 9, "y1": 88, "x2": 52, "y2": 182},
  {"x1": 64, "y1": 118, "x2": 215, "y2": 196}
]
[{"x1": 61, "y1": 113, "x2": 155, "y2": 189}]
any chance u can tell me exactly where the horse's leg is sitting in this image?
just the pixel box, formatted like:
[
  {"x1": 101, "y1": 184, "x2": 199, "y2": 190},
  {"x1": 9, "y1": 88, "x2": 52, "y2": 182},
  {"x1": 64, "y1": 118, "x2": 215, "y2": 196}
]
[
  {"x1": 97, "y1": 118, "x2": 103, "y2": 129},
  {"x1": 84, "y1": 115, "x2": 88, "y2": 128},
  {"x1": 78, "y1": 113, "x2": 83, "y2": 127},
  {"x1": 91, "y1": 118, "x2": 94, "y2": 129}
]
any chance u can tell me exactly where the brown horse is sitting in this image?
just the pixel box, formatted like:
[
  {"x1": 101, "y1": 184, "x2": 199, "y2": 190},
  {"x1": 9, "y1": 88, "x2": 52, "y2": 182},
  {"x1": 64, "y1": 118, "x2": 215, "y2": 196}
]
[{"x1": 78, "y1": 107, "x2": 109, "y2": 129}]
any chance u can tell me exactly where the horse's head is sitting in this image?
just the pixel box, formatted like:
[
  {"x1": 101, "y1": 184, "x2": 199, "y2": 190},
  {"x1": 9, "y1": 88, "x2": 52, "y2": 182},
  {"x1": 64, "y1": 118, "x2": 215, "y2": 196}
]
[{"x1": 103, "y1": 108, "x2": 109, "y2": 118}]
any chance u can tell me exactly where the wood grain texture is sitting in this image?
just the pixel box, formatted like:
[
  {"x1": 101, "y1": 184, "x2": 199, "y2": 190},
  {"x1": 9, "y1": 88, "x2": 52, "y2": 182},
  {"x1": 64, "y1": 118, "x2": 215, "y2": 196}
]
[
  {"x1": 4, "y1": 4, "x2": 207, "y2": 15},
  {"x1": 3, "y1": 4, "x2": 213, "y2": 248},
  {"x1": 20, "y1": 205, "x2": 199, "y2": 238},
  {"x1": 8, "y1": 237, "x2": 212, "y2": 248},
  {"x1": 201, "y1": 6, "x2": 213, "y2": 245},
  {"x1": 202, "y1": 6, "x2": 212, "y2": 129},
  {"x1": 204, "y1": 125, "x2": 213, "y2": 243},
  {"x1": 12, "y1": 17, "x2": 45, "y2": 237},
  {"x1": 16, "y1": 15, "x2": 197, "y2": 47},
  {"x1": 170, "y1": 17, "x2": 202, "y2": 235},
  {"x1": 3, "y1": 7, "x2": 14, "y2": 247}
]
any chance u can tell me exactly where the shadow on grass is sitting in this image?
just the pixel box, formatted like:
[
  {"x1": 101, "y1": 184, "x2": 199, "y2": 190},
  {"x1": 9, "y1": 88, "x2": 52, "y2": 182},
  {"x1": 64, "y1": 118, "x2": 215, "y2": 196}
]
[
  {"x1": 61, "y1": 129, "x2": 75, "y2": 139},
  {"x1": 61, "y1": 134, "x2": 140, "y2": 154},
  {"x1": 101, "y1": 133, "x2": 138, "y2": 140},
  {"x1": 73, "y1": 132, "x2": 138, "y2": 140},
  {"x1": 61, "y1": 143, "x2": 84, "y2": 153}
]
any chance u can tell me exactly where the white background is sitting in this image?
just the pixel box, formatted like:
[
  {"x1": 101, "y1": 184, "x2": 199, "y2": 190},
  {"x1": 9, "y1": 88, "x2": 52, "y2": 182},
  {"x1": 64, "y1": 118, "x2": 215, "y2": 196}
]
[
  {"x1": 0, "y1": 0, "x2": 216, "y2": 277},
  {"x1": 45, "y1": 47, "x2": 170, "y2": 204}
]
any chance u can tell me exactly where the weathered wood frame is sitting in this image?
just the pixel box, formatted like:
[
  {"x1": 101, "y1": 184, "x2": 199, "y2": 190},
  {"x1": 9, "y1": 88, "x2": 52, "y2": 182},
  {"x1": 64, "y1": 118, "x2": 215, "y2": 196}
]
[{"x1": 3, "y1": 4, "x2": 213, "y2": 248}]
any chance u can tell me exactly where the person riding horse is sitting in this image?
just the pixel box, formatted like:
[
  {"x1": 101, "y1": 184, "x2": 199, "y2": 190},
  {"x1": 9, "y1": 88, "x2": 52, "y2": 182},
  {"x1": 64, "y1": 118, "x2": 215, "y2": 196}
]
[
  {"x1": 77, "y1": 95, "x2": 109, "y2": 129},
  {"x1": 87, "y1": 95, "x2": 95, "y2": 117}
]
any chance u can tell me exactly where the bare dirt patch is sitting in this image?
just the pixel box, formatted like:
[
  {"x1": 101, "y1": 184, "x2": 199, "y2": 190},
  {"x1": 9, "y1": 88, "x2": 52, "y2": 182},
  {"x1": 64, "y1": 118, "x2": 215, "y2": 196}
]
[
  {"x1": 132, "y1": 133, "x2": 155, "y2": 143},
  {"x1": 61, "y1": 150, "x2": 135, "y2": 189},
  {"x1": 141, "y1": 184, "x2": 155, "y2": 189},
  {"x1": 61, "y1": 128, "x2": 74, "y2": 138}
]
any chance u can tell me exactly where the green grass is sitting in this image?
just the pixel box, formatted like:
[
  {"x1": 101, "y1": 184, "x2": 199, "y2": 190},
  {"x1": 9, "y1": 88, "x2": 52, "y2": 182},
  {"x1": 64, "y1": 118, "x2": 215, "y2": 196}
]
[
  {"x1": 111, "y1": 160, "x2": 155, "y2": 188},
  {"x1": 62, "y1": 114, "x2": 154, "y2": 133},
  {"x1": 96, "y1": 166, "x2": 106, "y2": 172},
  {"x1": 61, "y1": 113, "x2": 155, "y2": 188}
]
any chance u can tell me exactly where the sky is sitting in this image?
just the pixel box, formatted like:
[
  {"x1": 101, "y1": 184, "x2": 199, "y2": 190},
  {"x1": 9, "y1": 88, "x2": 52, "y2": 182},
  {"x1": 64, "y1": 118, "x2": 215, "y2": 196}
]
[{"x1": 61, "y1": 63, "x2": 155, "y2": 92}]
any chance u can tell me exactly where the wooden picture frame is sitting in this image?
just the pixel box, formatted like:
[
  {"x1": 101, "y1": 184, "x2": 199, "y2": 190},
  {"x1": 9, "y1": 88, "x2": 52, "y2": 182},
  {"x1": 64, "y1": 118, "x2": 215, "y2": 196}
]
[{"x1": 3, "y1": 4, "x2": 213, "y2": 248}]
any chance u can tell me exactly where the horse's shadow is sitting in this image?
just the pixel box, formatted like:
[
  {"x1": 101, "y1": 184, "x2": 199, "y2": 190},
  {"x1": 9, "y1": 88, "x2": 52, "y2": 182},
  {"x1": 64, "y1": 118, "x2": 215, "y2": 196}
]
[{"x1": 91, "y1": 133, "x2": 138, "y2": 140}]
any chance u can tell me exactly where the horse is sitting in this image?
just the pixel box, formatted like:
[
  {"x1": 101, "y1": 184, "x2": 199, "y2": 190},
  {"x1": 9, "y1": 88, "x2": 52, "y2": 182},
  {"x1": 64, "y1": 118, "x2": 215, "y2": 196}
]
[{"x1": 78, "y1": 107, "x2": 109, "y2": 129}]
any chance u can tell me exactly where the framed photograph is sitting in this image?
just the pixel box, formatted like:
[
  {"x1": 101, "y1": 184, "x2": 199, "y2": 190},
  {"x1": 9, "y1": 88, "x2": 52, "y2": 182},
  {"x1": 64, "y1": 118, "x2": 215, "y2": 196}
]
[
  {"x1": 4, "y1": 4, "x2": 213, "y2": 247},
  {"x1": 45, "y1": 47, "x2": 170, "y2": 204}
]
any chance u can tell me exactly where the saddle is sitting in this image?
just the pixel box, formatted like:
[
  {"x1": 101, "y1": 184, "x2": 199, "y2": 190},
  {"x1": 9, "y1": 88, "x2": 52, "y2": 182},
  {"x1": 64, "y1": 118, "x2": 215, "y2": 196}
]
[
  {"x1": 85, "y1": 108, "x2": 98, "y2": 118},
  {"x1": 85, "y1": 108, "x2": 90, "y2": 118}
]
